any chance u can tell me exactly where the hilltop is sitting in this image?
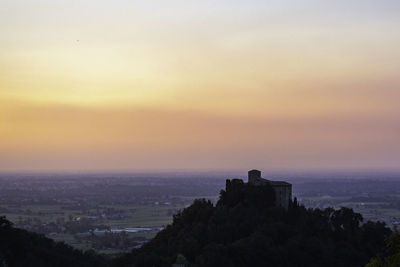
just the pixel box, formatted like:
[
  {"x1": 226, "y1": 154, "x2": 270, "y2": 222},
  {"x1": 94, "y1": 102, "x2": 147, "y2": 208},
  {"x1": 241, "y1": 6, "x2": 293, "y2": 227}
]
[
  {"x1": 0, "y1": 176, "x2": 394, "y2": 267},
  {"x1": 0, "y1": 216, "x2": 108, "y2": 267},
  {"x1": 115, "y1": 179, "x2": 391, "y2": 267}
]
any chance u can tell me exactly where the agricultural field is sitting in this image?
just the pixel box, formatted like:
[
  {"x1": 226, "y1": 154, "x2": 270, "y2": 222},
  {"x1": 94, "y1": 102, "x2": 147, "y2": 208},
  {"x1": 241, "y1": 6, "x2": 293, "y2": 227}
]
[
  {"x1": 0, "y1": 173, "x2": 224, "y2": 254},
  {"x1": 0, "y1": 202, "x2": 192, "y2": 254},
  {"x1": 2, "y1": 171, "x2": 400, "y2": 255}
]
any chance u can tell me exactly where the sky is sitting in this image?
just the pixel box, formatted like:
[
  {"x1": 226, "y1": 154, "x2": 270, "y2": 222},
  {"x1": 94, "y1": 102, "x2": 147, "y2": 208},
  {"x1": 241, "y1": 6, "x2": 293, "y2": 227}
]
[{"x1": 1, "y1": 0, "x2": 399, "y2": 171}]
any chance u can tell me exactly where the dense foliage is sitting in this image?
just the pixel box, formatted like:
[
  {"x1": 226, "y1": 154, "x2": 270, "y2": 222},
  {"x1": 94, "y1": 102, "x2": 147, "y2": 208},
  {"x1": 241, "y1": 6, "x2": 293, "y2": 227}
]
[
  {"x1": 0, "y1": 216, "x2": 108, "y2": 267},
  {"x1": 115, "y1": 180, "x2": 391, "y2": 267},
  {"x1": 0, "y1": 179, "x2": 393, "y2": 267},
  {"x1": 366, "y1": 228, "x2": 400, "y2": 267}
]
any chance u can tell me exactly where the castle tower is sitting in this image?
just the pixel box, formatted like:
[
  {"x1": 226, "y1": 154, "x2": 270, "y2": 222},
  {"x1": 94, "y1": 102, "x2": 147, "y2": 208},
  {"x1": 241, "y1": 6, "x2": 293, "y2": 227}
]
[
  {"x1": 248, "y1": 169, "x2": 261, "y2": 184},
  {"x1": 247, "y1": 169, "x2": 292, "y2": 210}
]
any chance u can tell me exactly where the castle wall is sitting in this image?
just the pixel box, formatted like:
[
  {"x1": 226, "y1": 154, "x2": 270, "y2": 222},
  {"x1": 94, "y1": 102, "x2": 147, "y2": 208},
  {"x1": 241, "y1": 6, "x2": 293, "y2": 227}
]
[
  {"x1": 272, "y1": 184, "x2": 292, "y2": 210},
  {"x1": 247, "y1": 170, "x2": 292, "y2": 210}
]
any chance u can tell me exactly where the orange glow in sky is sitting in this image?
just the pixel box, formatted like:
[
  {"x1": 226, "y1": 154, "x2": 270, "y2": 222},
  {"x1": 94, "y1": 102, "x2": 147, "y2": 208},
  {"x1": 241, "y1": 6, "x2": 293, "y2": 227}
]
[{"x1": 1, "y1": 1, "x2": 399, "y2": 171}]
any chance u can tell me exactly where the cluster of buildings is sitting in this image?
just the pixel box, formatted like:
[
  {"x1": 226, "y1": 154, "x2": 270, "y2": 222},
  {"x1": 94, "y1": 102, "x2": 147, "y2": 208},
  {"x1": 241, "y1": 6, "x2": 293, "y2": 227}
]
[{"x1": 231, "y1": 169, "x2": 292, "y2": 210}]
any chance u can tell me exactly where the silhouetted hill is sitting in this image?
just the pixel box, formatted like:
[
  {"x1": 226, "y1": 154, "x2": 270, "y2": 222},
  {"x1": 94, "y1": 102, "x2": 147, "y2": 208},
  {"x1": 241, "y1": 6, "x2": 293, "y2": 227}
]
[
  {"x1": 115, "y1": 181, "x2": 391, "y2": 267},
  {"x1": 0, "y1": 181, "x2": 393, "y2": 267},
  {"x1": 0, "y1": 216, "x2": 108, "y2": 267}
]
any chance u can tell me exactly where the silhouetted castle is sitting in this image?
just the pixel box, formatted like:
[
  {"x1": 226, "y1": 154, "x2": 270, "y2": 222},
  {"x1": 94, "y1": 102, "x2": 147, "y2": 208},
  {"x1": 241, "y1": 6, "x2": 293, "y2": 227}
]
[{"x1": 231, "y1": 169, "x2": 292, "y2": 210}]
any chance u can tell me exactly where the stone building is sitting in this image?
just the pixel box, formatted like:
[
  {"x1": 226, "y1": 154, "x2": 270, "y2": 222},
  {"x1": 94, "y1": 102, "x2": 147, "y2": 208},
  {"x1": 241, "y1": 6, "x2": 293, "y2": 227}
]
[{"x1": 247, "y1": 169, "x2": 292, "y2": 210}]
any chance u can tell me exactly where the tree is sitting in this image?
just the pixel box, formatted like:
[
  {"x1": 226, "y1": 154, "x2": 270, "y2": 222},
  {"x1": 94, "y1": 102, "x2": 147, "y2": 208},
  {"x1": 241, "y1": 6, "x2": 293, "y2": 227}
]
[
  {"x1": 0, "y1": 216, "x2": 108, "y2": 267},
  {"x1": 367, "y1": 228, "x2": 400, "y2": 267},
  {"x1": 116, "y1": 183, "x2": 391, "y2": 267}
]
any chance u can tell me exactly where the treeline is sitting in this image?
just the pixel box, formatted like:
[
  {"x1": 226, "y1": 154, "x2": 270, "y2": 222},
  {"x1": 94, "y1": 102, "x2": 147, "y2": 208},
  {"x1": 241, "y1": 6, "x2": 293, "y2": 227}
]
[
  {"x1": 1, "y1": 179, "x2": 398, "y2": 267},
  {"x1": 115, "y1": 179, "x2": 392, "y2": 267},
  {"x1": 0, "y1": 216, "x2": 109, "y2": 267}
]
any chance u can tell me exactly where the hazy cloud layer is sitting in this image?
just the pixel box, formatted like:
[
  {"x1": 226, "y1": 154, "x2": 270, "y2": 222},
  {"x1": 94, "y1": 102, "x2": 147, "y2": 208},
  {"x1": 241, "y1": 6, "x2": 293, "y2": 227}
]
[{"x1": 1, "y1": 1, "x2": 399, "y2": 170}]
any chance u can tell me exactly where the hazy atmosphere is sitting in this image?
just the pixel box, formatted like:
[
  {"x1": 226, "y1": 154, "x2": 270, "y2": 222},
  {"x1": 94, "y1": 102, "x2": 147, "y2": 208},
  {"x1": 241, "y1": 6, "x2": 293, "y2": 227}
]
[
  {"x1": 1, "y1": 0, "x2": 400, "y2": 171},
  {"x1": 3, "y1": 2, "x2": 400, "y2": 267}
]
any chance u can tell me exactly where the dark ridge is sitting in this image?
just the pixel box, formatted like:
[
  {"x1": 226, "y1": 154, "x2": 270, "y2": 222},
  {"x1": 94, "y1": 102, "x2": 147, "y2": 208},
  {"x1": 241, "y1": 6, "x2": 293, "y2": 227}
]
[
  {"x1": 114, "y1": 181, "x2": 391, "y2": 267},
  {"x1": 0, "y1": 216, "x2": 109, "y2": 267}
]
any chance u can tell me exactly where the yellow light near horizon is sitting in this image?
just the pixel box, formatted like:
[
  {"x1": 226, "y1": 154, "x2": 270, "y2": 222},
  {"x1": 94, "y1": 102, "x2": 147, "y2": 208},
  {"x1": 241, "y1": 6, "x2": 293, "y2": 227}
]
[{"x1": 1, "y1": 0, "x2": 400, "y2": 170}]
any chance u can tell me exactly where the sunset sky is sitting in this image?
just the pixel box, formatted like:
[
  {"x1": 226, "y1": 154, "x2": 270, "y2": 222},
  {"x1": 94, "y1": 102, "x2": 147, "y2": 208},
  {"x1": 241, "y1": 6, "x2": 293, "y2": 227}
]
[{"x1": 1, "y1": 0, "x2": 399, "y2": 171}]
